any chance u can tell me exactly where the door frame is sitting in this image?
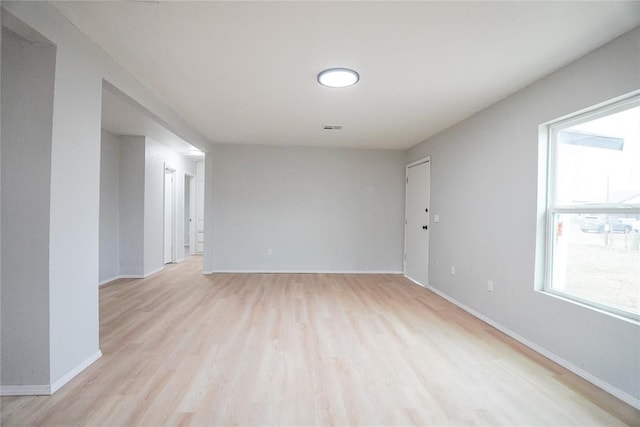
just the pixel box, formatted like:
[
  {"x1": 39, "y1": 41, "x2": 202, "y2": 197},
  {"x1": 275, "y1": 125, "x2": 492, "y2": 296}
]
[
  {"x1": 404, "y1": 156, "x2": 431, "y2": 281},
  {"x1": 184, "y1": 172, "x2": 196, "y2": 255},
  {"x1": 164, "y1": 166, "x2": 176, "y2": 265}
]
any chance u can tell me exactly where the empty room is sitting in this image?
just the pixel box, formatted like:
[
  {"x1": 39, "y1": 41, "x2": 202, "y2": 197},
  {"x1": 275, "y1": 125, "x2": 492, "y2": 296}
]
[{"x1": 1, "y1": 1, "x2": 639, "y2": 426}]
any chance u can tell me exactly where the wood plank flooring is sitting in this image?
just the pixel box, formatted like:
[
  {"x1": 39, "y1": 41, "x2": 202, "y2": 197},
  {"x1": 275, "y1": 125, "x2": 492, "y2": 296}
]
[{"x1": 1, "y1": 256, "x2": 638, "y2": 426}]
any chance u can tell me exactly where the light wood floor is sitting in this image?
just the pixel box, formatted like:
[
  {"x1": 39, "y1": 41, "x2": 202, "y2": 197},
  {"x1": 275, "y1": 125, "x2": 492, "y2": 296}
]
[{"x1": 1, "y1": 256, "x2": 638, "y2": 426}]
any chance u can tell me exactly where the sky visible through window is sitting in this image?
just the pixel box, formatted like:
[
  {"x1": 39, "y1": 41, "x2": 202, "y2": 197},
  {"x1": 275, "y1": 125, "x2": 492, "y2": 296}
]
[{"x1": 556, "y1": 106, "x2": 640, "y2": 206}]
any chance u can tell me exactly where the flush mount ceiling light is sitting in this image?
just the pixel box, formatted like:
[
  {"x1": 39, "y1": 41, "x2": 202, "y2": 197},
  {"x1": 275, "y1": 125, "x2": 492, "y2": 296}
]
[{"x1": 317, "y1": 68, "x2": 359, "y2": 88}]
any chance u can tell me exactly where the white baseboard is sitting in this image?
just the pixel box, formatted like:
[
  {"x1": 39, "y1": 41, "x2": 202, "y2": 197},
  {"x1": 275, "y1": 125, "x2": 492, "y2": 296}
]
[
  {"x1": 144, "y1": 266, "x2": 165, "y2": 278},
  {"x1": 105, "y1": 263, "x2": 210, "y2": 284},
  {"x1": 204, "y1": 270, "x2": 403, "y2": 274},
  {"x1": 410, "y1": 277, "x2": 640, "y2": 410},
  {"x1": 0, "y1": 385, "x2": 50, "y2": 396},
  {"x1": 99, "y1": 276, "x2": 120, "y2": 286},
  {"x1": 0, "y1": 350, "x2": 102, "y2": 397},
  {"x1": 111, "y1": 267, "x2": 163, "y2": 282},
  {"x1": 117, "y1": 274, "x2": 144, "y2": 279},
  {"x1": 404, "y1": 275, "x2": 426, "y2": 287},
  {"x1": 50, "y1": 350, "x2": 102, "y2": 394}
]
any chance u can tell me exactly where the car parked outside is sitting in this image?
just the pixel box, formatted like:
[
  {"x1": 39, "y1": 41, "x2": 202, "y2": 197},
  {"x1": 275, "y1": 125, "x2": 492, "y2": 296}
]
[{"x1": 580, "y1": 216, "x2": 633, "y2": 234}]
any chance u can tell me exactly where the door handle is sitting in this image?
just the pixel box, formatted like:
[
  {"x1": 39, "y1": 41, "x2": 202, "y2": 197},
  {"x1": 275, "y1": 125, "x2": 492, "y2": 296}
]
[{"x1": 422, "y1": 225, "x2": 428, "y2": 230}]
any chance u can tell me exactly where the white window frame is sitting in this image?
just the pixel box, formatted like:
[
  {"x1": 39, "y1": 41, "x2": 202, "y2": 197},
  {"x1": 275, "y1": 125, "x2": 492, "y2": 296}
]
[{"x1": 542, "y1": 93, "x2": 640, "y2": 322}]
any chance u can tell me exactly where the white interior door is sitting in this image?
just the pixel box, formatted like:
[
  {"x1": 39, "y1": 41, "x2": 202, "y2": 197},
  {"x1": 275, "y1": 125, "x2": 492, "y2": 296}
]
[
  {"x1": 189, "y1": 174, "x2": 196, "y2": 253},
  {"x1": 164, "y1": 168, "x2": 174, "y2": 264},
  {"x1": 195, "y1": 161, "x2": 205, "y2": 254},
  {"x1": 184, "y1": 175, "x2": 190, "y2": 247},
  {"x1": 405, "y1": 158, "x2": 430, "y2": 286}
]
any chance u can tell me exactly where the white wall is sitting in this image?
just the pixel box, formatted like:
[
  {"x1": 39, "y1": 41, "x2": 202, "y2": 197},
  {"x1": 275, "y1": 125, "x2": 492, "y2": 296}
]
[
  {"x1": 203, "y1": 155, "x2": 213, "y2": 268},
  {"x1": 197, "y1": 160, "x2": 206, "y2": 255},
  {"x1": 407, "y1": 28, "x2": 640, "y2": 404},
  {"x1": 1, "y1": 27, "x2": 55, "y2": 387},
  {"x1": 99, "y1": 129, "x2": 120, "y2": 283},
  {"x1": 101, "y1": 134, "x2": 196, "y2": 280},
  {"x1": 45, "y1": 19, "x2": 104, "y2": 389},
  {"x1": 118, "y1": 136, "x2": 146, "y2": 277},
  {"x1": 1, "y1": 4, "x2": 105, "y2": 387},
  {"x1": 206, "y1": 144, "x2": 406, "y2": 272},
  {"x1": 0, "y1": 1, "x2": 213, "y2": 392},
  {"x1": 4, "y1": 0, "x2": 636, "y2": 403},
  {"x1": 184, "y1": 176, "x2": 190, "y2": 246},
  {"x1": 144, "y1": 138, "x2": 196, "y2": 275}
]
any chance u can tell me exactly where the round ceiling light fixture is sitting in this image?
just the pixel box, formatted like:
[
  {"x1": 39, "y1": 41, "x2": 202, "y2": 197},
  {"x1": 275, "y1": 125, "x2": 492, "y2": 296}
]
[{"x1": 317, "y1": 68, "x2": 359, "y2": 88}]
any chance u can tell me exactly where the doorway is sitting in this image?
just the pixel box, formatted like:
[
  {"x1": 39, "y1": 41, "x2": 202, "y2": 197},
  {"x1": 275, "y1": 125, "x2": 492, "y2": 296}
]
[
  {"x1": 164, "y1": 167, "x2": 175, "y2": 264},
  {"x1": 404, "y1": 157, "x2": 430, "y2": 286},
  {"x1": 184, "y1": 173, "x2": 196, "y2": 256}
]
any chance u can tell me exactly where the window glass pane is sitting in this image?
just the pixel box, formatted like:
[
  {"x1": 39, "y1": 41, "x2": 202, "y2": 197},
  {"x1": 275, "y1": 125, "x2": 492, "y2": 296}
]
[
  {"x1": 555, "y1": 106, "x2": 640, "y2": 206},
  {"x1": 551, "y1": 213, "x2": 640, "y2": 315}
]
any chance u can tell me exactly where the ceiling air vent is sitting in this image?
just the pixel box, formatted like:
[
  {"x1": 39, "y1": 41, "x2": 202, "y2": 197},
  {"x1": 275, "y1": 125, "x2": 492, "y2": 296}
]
[{"x1": 322, "y1": 125, "x2": 343, "y2": 131}]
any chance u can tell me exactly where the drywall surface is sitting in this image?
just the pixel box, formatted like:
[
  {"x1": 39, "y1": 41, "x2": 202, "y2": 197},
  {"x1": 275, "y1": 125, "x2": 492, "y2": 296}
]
[
  {"x1": 99, "y1": 129, "x2": 120, "y2": 283},
  {"x1": 184, "y1": 176, "x2": 190, "y2": 246},
  {"x1": 119, "y1": 136, "x2": 145, "y2": 276},
  {"x1": 197, "y1": 160, "x2": 206, "y2": 255},
  {"x1": 2, "y1": 1, "x2": 105, "y2": 387},
  {"x1": 1, "y1": 27, "x2": 55, "y2": 386},
  {"x1": 45, "y1": 20, "x2": 103, "y2": 387},
  {"x1": 103, "y1": 134, "x2": 196, "y2": 279},
  {"x1": 407, "y1": 28, "x2": 640, "y2": 402},
  {"x1": 3, "y1": 4, "x2": 212, "y2": 153},
  {"x1": 208, "y1": 144, "x2": 405, "y2": 272},
  {"x1": 0, "y1": 1, "x2": 213, "y2": 389},
  {"x1": 144, "y1": 138, "x2": 196, "y2": 275},
  {"x1": 203, "y1": 155, "x2": 213, "y2": 270}
]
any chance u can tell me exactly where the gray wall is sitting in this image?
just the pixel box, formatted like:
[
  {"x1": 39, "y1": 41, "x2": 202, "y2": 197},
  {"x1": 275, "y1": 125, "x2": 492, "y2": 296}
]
[
  {"x1": 1, "y1": 27, "x2": 55, "y2": 386},
  {"x1": 207, "y1": 144, "x2": 406, "y2": 272},
  {"x1": 119, "y1": 136, "x2": 146, "y2": 277},
  {"x1": 3, "y1": 0, "x2": 637, "y2": 404},
  {"x1": 99, "y1": 129, "x2": 120, "y2": 283},
  {"x1": 1, "y1": 1, "x2": 213, "y2": 390},
  {"x1": 103, "y1": 134, "x2": 197, "y2": 279},
  {"x1": 143, "y1": 138, "x2": 196, "y2": 275},
  {"x1": 407, "y1": 28, "x2": 640, "y2": 402},
  {"x1": 45, "y1": 16, "x2": 103, "y2": 387}
]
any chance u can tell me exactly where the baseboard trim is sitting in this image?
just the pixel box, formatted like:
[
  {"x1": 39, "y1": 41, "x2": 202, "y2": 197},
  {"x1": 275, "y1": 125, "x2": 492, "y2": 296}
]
[
  {"x1": 0, "y1": 350, "x2": 103, "y2": 397},
  {"x1": 101, "y1": 272, "x2": 159, "y2": 285},
  {"x1": 404, "y1": 275, "x2": 426, "y2": 288},
  {"x1": 414, "y1": 278, "x2": 640, "y2": 410},
  {"x1": 144, "y1": 267, "x2": 165, "y2": 278},
  {"x1": 204, "y1": 269, "x2": 403, "y2": 274},
  {"x1": 99, "y1": 276, "x2": 120, "y2": 286},
  {"x1": 112, "y1": 268, "x2": 164, "y2": 282},
  {"x1": 0, "y1": 385, "x2": 50, "y2": 396},
  {"x1": 118, "y1": 274, "x2": 145, "y2": 279},
  {"x1": 50, "y1": 350, "x2": 102, "y2": 394}
]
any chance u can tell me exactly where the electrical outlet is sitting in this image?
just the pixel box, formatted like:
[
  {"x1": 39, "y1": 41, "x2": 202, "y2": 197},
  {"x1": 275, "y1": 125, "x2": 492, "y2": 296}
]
[
  {"x1": 267, "y1": 248, "x2": 273, "y2": 256},
  {"x1": 488, "y1": 280, "x2": 494, "y2": 292},
  {"x1": 450, "y1": 265, "x2": 456, "y2": 275}
]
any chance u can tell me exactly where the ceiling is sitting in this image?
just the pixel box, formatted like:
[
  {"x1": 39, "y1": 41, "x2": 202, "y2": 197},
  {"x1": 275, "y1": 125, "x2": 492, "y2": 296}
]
[
  {"x1": 54, "y1": 1, "x2": 639, "y2": 150},
  {"x1": 101, "y1": 84, "x2": 203, "y2": 157}
]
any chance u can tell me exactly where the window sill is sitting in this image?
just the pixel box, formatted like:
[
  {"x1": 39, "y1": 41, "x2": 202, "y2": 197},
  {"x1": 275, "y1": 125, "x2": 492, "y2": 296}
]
[{"x1": 536, "y1": 288, "x2": 640, "y2": 325}]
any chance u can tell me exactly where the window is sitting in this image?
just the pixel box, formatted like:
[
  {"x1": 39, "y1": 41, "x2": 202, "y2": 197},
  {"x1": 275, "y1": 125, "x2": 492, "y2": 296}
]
[{"x1": 543, "y1": 94, "x2": 640, "y2": 321}]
